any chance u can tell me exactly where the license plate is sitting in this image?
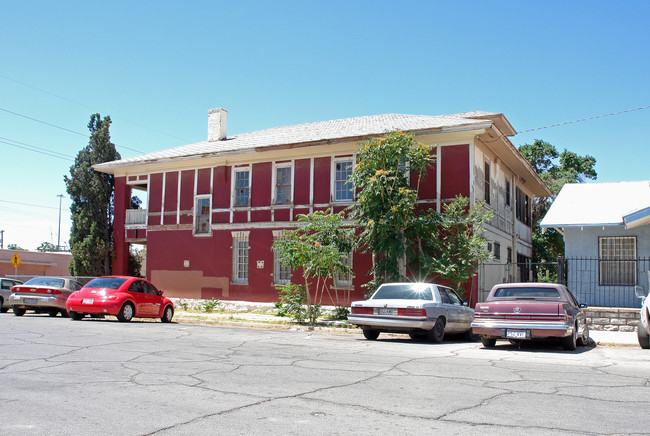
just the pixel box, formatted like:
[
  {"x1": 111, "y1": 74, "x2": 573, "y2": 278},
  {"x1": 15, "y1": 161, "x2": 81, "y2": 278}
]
[
  {"x1": 82, "y1": 299, "x2": 94, "y2": 305},
  {"x1": 506, "y1": 329, "x2": 528, "y2": 339},
  {"x1": 379, "y1": 308, "x2": 396, "y2": 316},
  {"x1": 23, "y1": 298, "x2": 38, "y2": 305}
]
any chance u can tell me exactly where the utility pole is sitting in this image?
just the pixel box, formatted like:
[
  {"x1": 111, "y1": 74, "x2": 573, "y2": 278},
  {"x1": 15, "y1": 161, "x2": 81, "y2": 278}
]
[
  {"x1": 0, "y1": 229, "x2": 4, "y2": 249},
  {"x1": 57, "y1": 194, "x2": 64, "y2": 250}
]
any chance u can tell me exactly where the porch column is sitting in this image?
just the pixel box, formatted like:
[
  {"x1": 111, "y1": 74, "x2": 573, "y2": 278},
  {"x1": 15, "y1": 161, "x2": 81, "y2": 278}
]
[{"x1": 113, "y1": 177, "x2": 131, "y2": 275}]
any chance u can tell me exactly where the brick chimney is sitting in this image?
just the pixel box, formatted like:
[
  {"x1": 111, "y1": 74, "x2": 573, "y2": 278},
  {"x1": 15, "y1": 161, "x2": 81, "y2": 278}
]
[{"x1": 208, "y1": 108, "x2": 227, "y2": 141}]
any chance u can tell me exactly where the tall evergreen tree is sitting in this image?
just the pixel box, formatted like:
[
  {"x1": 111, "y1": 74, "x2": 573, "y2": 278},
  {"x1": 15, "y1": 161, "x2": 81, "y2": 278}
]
[{"x1": 64, "y1": 114, "x2": 120, "y2": 276}]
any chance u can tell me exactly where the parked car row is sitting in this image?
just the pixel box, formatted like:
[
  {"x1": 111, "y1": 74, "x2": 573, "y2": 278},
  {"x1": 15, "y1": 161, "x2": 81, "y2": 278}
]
[
  {"x1": 349, "y1": 281, "x2": 592, "y2": 351},
  {"x1": 0, "y1": 276, "x2": 174, "y2": 323}
]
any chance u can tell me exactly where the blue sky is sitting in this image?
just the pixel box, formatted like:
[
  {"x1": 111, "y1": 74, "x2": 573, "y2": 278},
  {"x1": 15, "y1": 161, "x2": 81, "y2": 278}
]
[{"x1": 1, "y1": 1, "x2": 649, "y2": 251}]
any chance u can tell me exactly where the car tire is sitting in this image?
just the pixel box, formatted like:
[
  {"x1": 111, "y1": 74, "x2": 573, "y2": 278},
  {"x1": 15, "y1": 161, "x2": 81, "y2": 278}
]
[
  {"x1": 578, "y1": 325, "x2": 590, "y2": 347},
  {"x1": 117, "y1": 302, "x2": 134, "y2": 322},
  {"x1": 0, "y1": 307, "x2": 7, "y2": 313},
  {"x1": 562, "y1": 325, "x2": 577, "y2": 351},
  {"x1": 14, "y1": 308, "x2": 26, "y2": 316},
  {"x1": 464, "y1": 329, "x2": 480, "y2": 342},
  {"x1": 427, "y1": 318, "x2": 445, "y2": 343},
  {"x1": 161, "y1": 305, "x2": 174, "y2": 323},
  {"x1": 638, "y1": 312, "x2": 650, "y2": 349},
  {"x1": 70, "y1": 312, "x2": 85, "y2": 321},
  {"x1": 362, "y1": 329, "x2": 380, "y2": 340},
  {"x1": 60, "y1": 310, "x2": 69, "y2": 318},
  {"x1": 481, "y1": 337, "x2": 496, "y2": 347}
]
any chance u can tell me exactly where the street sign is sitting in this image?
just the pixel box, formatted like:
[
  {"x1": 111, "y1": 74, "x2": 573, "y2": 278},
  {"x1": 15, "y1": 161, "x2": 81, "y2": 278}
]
[{"x1": 11, "y1": 252, "x2": 21, "y2": 268}]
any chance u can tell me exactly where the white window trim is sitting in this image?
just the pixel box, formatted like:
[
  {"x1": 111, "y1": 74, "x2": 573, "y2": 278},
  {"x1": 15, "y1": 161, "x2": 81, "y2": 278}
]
[
  {"x1": 193, "y1": 194, "x2": 212, "y2": 236},
  {"x1": 232, "y1": 231, "x2": 250, "y2": 284},
  {"x1": 272, "y1": 230, "x2": 291, "y2": 284},
  {"x1": 231, "y1": 165, "x2": 251, "y2": 208},
  {"x1": 272, "y1": 161, "x2": 294, "y2": 205},
  {"x1": 333, "y1": 252, "x2": 353, "y2": 289},
  {"x1": 331, "y1": 156, "x2": 355, "y2": 203}
]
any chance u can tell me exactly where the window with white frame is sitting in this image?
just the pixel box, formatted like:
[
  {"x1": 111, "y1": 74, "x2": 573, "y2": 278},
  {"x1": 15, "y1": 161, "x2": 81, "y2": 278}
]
[
  {"x1": 233, "y1": 167, "x2": 250, "y2": 207},
  {"x1": 232, "y1": 231, "x2": 250, "y2": 284},
  {"x1": 272, "y1": 231, "x2": 291, "y2": 284},
  {"x1": 334, "y1": 253, "x2": 353, "y2": 288},
  {"x1": 599, "y1": 236, "x2": 637, "y2": 286},
  {"x1": 194, "y1": 195, "x2": 211, "y2": 234},
  {"x1": 274, "y1": 163, "x2": 292, "y2": 204},
  {"x1": 333, "y1": 158, "x2": 354, "y2": 202}
]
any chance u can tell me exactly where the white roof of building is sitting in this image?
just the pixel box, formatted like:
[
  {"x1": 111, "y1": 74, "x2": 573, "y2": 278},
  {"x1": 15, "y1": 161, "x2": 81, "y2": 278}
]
[
  {"x1": 540, "y1": 181, "x2": 650, "y2": 229},
  {"x1": 94, "y1": 111, "x2": 499, "y2": 170}
]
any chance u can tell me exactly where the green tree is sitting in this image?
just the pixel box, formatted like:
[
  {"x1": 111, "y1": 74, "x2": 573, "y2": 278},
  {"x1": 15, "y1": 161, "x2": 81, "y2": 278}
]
[
  {"x1": 7, "y1": 244, "x2": 26, "y2": 251},
  {"x1": 349, "y1": 130, "x2": 433, "y2": 288},
  {"x1": 518, "y1": 139, "x2": 597, "y2": 261},
  {"x1": 36, "y1": 242, "x2": 61, "y2": 252},
  {"x1": 272, "y1": 210, "x2": 355, "y2": 324},
  {"x1": 64, "y1": 114, "x2": 120, "y2": 276},
  {"x1": 350, "y1": 131, "x2": 492, "y2": 296}
]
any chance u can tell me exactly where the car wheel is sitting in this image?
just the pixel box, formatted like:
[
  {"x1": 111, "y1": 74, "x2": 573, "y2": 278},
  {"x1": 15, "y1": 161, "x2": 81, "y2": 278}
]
[
  {"x1": 562, "y1": 325, "x2": 577, "y2": 351},
  {"x1": 408, "y1": 332, "x2": 425, "y2": 341},
  {"x1": 70, "y1": 312, "x2": 85, "y2": 321},
  {"x1": 14, "y1": 308, "x2": 26, "y2": 317},
  {"x1": 60, "y1": 310, "x2": 69, "y2": 318},
  {"x1": 464, "y1": 329, "x2": 480, "y2": 342},
  {"x1": 0, "y1": 307, "x2": 7, "y2": 313},
  {"x1": 427, "y1": 318, "x2": 445, "y2": 343},
  {"x1": 578, "y1": 325, "x2": 590, "y2": 347},
  {"x1": 161, "y1": 305, "x2": 174, "y2": 323},
  {"x1": 117, "y1": 302, "x2": 134, "y2": 322},
  {"x1": 362, "y1": 329, "x2": 380, "y2": 340},
  {"x1": 481, "y1": 337, "x2": 496, "y2": 347},
  {"x1": 638, "y1": 314, "x2": 650, "y2": 349}
]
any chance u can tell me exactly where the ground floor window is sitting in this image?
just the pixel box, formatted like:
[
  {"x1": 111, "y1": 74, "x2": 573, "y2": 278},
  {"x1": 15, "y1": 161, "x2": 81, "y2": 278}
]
[
  {"x1": 232, "y1": 231, "x2": 250, "y2": 284},
  {"x1": 599, "y1": 236, "x2": 637, "y2": 286},
  {"x1": 334, "y1": 253, "x2": 353, "y2": 288}
]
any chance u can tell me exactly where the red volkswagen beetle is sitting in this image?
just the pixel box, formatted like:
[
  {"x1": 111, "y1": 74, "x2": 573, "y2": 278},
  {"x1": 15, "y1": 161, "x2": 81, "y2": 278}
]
[{"x1": 66, "y1": 276, "x2": 174, "y2": 323}]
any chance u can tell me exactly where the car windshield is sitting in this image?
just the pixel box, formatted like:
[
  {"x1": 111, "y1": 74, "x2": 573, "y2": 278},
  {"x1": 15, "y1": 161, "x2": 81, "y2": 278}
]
[
  {"x1": 371, "y1": 284, "x2": 433, "y2": 300},
  {"x1": 84, "y1": 277, "x2": 127, "y2": 290},
  {"x1": 493, "y1": 287, "x2": 560, "y2": 298},
  {"x1": 24, "y1": 277, "x2": 65, "y2": 288}
]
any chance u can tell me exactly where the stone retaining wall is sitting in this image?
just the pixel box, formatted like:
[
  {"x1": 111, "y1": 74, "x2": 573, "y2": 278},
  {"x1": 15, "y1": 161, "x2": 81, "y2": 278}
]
[{"x1": 585, "y1": 307, "x2": 639, "y2": 332}]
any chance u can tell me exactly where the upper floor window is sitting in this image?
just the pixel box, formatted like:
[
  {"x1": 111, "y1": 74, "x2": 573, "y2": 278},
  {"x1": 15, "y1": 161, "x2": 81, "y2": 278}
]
[
  {"x1": 194, "y1": 195, "x2": 211, "y2": 234},
  {"x1": 505, "y1": 179, "x2": 511, "y2": 208},
  {"x1": 494, "y1": 242, "x2": 501, "y2": 260},
  {"x1": 515, "y1": 187, "x2": 531, "y2": 226},
  {"x1": 233, "y1": 167, "x2": 250, "y2": 207},
  {"x1": 333, "y1": 158, "x2": 354, "y2": 202},
  {"x1": 274, "y1": 163, "x2": 292, "y2": 205},
  {"x1": 484, "y1": 162, "x2": 491, "y2": 204}
]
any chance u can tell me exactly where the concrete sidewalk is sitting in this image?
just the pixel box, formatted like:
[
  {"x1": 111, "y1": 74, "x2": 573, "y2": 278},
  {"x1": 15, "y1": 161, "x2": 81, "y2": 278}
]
[{"x1": 589, "y1": 330, "x2": 639, "y2": 347}]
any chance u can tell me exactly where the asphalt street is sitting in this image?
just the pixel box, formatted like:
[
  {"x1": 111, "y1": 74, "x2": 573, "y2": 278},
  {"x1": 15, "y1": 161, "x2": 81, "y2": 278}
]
[{"x1": 1, "y1": 314, "x2": 649, "y2": 435}]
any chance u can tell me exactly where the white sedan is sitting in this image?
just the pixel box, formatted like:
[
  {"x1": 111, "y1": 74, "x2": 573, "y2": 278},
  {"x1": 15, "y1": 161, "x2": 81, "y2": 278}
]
[{"x1": 348, "y1": 282, "x2": 474, "y2": 342}]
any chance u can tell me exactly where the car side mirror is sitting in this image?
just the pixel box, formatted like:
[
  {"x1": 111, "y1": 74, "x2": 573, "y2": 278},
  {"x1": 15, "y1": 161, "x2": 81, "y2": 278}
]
[
  {"x1": 462, "y1": 301, "x2": 468, "y2": 307},
  {"x1": 158, "y1": 290, "x2": 164, "y2": 296},
  {"x1": 579, "y1": 303, "x2": 588, "y2": 309},
  {"x1": 635, "y1": 286, "x2": 646, "y2": 301}
]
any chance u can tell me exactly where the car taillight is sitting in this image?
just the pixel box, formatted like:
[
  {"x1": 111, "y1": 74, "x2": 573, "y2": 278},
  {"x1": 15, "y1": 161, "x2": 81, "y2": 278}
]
[
  {"x1": 352, "y1": 307, "x2": 373, "y2": 314},
  {"x1": 398, "y1": 308, "x2": 426, "y2": 316}
]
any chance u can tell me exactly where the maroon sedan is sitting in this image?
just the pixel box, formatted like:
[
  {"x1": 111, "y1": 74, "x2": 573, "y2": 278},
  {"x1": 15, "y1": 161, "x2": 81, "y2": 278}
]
[
  {"x1": 471, "y1": 282, "x2": 590, "y2": 350},
  {"x1": 66, "y1": 276, "x2": 174, "y2": 323}
]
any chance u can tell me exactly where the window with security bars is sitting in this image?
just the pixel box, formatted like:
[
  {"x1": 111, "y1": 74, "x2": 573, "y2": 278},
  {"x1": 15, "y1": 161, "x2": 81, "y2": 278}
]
[
  {"x1": 334, "y1": 160, "x2": 354, "y2": 202},
  {"x1": 194, "y1": 196, "x2": 211, "y2": 234},
  {"x1": 273, "y1": 250, "x2": 291, "y2": 284},
  {"x1": 334, "y1": 253, "x2": 353, "y2": 288},
  {"x1": 599, "y1": 236, "x2": 637, "y2": 286},
  {"x1": 232, "y1": 237, "x2": 249, "y2": 283},
  {"x1": 275, "y1": 166, "x2": 292, "y2": 204},
  {"x1": 234, "y1": 169, "x2": 250, "y2": 207}
]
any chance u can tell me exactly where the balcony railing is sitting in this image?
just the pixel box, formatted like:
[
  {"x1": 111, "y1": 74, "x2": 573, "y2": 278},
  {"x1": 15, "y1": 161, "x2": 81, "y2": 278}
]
[{"x1": 125, "y1": 209, "x2": 147, "y2": 226}]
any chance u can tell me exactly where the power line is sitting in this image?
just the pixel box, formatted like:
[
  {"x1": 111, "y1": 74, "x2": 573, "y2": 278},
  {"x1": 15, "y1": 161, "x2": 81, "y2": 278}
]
[
  {"x1": 0, "y1": 136, "x2": 74, "y2": 161},
  {"x1": 0, "y1": 106, "x2": 145, "y2": 154},
  {"x1": 0, "y1": 72, "x2": 193, "y2": 143},
  {"x1": 0, "y1": 199, "x2": 62, "y2": 210},
  {"x1": 517, "y1": 105, "x2": 650, "y2": 134}
]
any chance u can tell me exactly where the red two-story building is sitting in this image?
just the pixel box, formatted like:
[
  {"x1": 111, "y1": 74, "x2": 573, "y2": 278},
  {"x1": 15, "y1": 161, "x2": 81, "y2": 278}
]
[{"x1": 94, "y1": 109, "x2": 549, "y2": 305}]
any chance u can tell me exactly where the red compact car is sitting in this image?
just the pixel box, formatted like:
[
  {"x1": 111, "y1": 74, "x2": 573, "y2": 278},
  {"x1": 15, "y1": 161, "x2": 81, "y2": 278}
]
[{"x1": 66, "y1": 276, "x2": 174, "y2": 323}]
